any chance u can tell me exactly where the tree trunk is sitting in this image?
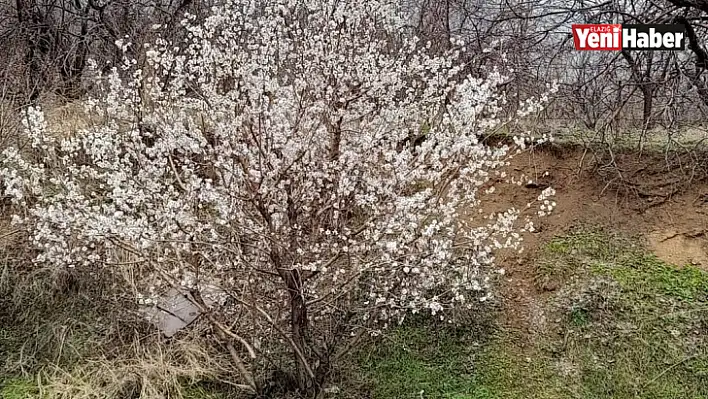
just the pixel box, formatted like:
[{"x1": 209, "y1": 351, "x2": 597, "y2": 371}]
[
  {"x1": 641, "y1": 85, "x2": 654, "y2": 130},
  {"x1": 272, "y1": 250, "x2": 312, "y2": 391}
]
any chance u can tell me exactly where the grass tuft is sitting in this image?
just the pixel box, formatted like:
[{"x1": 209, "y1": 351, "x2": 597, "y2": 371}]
[
  {"x1": 0, "y1": 377, "x2": 40, "y2": 399},
  {"x1": 356, "y1": 324, "x2": 480, "y2": 398}
]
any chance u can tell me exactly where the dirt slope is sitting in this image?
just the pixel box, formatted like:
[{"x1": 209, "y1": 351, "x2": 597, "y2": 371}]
[{"x1": 488, "y1": 144, "x2": 708, "y2": 335}]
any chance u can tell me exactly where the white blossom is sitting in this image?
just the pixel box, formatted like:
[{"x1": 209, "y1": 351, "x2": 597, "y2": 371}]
[{"x1": 0, "y1": 0, "x2": 555, "y2": 386}]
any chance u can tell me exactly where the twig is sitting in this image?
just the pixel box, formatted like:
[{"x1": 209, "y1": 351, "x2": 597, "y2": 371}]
[
  {"x1": 227, "y1": 294, "x2": 316, "y2": 380},
  {"x1": 167, "y1": 152, "x2": 188, "y2": 192},
  {"x1": 213, "y1": 326, "x2": 259, "y2": 393},
  {"x1": 0, "y1": 228, "x2": 22, "y2": 241},
  {"x1": 645, "y1": 355, "x2": 698, "y2": 388}
]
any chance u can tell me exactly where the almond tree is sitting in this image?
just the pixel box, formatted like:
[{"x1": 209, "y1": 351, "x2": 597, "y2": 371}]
[{"x1": 1, "y1": 0, "x2": 555, "y2": 394}]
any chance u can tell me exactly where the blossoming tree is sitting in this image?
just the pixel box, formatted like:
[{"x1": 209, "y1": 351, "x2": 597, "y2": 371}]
[{"x1": 1, "y1": 0, "x2": 555, "y2": 394}]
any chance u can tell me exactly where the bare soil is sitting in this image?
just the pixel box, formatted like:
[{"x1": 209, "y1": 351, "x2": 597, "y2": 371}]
[{"x1": 489, "y1": 144, "x2": 708, "y2": 336}]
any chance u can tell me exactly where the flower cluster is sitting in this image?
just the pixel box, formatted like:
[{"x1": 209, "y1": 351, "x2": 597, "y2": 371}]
[{"x1": 0, "y1": 0, "x2": 555, "y2": 380}]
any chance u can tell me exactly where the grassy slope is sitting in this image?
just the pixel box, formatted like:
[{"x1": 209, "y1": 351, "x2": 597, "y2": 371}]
[{"x1": 352, "y1": 229, "x2": 708, "y2": 399}]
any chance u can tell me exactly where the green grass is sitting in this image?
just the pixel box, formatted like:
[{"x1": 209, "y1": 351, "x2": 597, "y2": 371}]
[
  {"x1": 354, "y1": 321, "x2": 568, "y2": 399},
  {"x1": 470, "y1": 334, "x2": 569, "y2": 399},
  {"x1": 181, "y1": 383, "x2": 226, "y2": 399},
  {"x1": 534, "y1": 229, "x2": 638, "y2": 288},
  {"x1": 528, "y1": 228, "x2": 708, "y2": 398},
  {"x1": 0, "y1": 377, "x2": 40, "y2": 399},
  {"x1": 597, "y1": 255, "x2": 708, "y2": 301},
  {"x1": 356, "y1": 324, "x2": 482, "y2": 398}
]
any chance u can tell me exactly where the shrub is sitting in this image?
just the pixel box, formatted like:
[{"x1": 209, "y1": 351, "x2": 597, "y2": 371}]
[{"x1": 1, "y1": 0, "x2": 555, "y2": 395}]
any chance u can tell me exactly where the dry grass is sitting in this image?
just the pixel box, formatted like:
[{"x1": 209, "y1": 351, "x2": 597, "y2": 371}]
[
  {"x1": 37, "y1": 336, "x2": 236, "y2": 399},
  {"x1": 42, "y1": 101, "x2": 97, "y2": 136},
  {"x1": 0, "y1": 219, "x2": 243, "y2": 399},
  {"x1": 1, "y1": 259, "x2": 244, "y2": 399}
]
